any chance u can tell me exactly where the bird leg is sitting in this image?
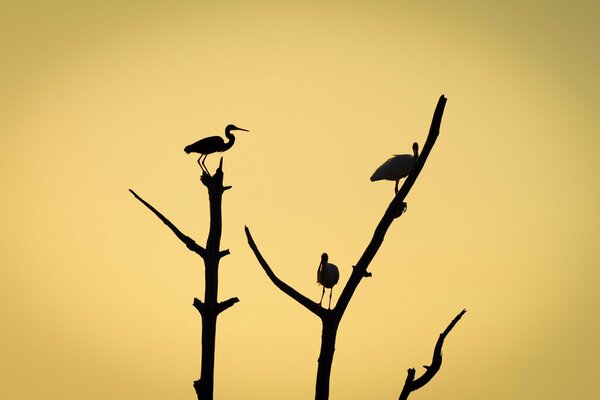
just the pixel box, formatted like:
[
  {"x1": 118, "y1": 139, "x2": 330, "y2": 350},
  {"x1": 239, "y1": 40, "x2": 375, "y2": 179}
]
[
  {"x1": 198, "y1": 155, "x2": 209, "y2": 174},
  {"x1": 395, "y1": 180, "x2": 399, "y2": 194},
  {"x1": 319, "y1": 287, "x2": 325, "y2": 307},
  {"x1": 328, "y1": 288, "x2": 333, "y2": 309},
  {"x1": 197, "y1": 156, "x2": 206, "y2": 171}
]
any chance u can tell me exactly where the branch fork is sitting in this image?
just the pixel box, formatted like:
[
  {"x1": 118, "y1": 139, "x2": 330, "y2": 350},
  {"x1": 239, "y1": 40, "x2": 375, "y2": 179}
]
[{"x1": 246, "y1": 96, "x2": 456, "y2": 400}]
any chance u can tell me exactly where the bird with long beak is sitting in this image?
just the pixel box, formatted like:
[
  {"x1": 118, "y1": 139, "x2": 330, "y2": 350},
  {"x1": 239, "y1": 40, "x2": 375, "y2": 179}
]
[{"x1": 184, "y1": 124, "x2": 249, "y2": 172}]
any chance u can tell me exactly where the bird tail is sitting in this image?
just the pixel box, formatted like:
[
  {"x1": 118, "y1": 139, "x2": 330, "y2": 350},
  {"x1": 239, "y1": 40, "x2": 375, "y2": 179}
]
[
  {"x1": 370, "y1": 171, "x2": 382, "y2": 182},
  {"x1": 184, "y1": 145, "x2": 193, "y2": 154}
]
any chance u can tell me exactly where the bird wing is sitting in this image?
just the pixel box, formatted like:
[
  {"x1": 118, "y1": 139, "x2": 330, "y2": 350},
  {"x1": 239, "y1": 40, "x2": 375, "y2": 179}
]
[
  {"x1": 184, "y1": 136, "x2": 225, "y2": 154},
  {"x1": 370, "y1": 155, "x2": 414, "y2": 181},
  {"x1": 320, "y1": 263, "x2": 339, "y2": 287}
]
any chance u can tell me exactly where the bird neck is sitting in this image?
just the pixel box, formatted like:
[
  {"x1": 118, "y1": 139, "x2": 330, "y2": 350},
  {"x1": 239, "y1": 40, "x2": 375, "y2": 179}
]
[{"x1": 223, "y1": 132, "x2": 236, "y2": 150}]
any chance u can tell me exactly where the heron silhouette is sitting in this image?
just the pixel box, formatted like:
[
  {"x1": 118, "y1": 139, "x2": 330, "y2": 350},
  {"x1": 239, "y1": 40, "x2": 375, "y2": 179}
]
[
  {"x1": 370, "y1": 142, "x2": 419, "y2": 193},
  {"x1": 317, "y1": 253, "x2": 339, "y2": 309},
  {"x1": 184, "y1": 124, "x2": 249, "y2": 172}
]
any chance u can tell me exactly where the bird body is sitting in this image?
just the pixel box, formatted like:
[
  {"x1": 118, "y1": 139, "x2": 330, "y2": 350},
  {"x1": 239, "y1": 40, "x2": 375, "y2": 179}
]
[
  {"x1": 184, "y1": 135, "x2": 231, "y2": 155},
  {"x1": 317, "y1": 253, "x2": 339, "y2": 308},
  {"x1": 184, "y1": 124, "x2": 249, "y2": 171},
  {"x1": 370, "y1": 154, "x2": 415, "y2": 181},
  {"x1": 370, "y1": 142, "x2": 419, "y2": 193}
]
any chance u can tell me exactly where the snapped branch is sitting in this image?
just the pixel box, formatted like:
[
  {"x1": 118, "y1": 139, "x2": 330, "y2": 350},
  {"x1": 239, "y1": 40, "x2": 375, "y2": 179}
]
[
  {"x1": 217, "y1": 297, "x2": 240, "y2": 314},
  {"x1": 398, "y1": 309, "x2": 467, "y2": 400},
  {"x1": 129, "y1": 189, "x2": 206, "y2": 258},
  {"x1": 219, "y1": 249, "x2": 231, "y2": 259},
  {"x1": 245, "y1": 226, "x2": 323, "y2": 317},
  {"x1": 193, "y1": 297, "x2": 205, "y2": 316}
]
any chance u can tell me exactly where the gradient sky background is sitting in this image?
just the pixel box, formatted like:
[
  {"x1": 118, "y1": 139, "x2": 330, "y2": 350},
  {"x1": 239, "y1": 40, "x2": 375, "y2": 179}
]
[{"x1": 1, "y1": 1, "x2": 599, "y2": 399}]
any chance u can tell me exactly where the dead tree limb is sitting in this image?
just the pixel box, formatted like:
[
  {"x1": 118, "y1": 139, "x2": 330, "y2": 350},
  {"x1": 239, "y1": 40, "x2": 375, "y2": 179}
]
[
  {"x1": 130, "y1": 158, "x2": 238, "y2": 400},
  {"x1": 245, "y1": 95, "x2": 448, "y2": 400},
  {"x1": 245, "y1": 226, "x2": 324, "y2": 317},
  {"x1": 129, "y1": 189, "x2": 206, "y2": 258},
  {"x1": 399, "y1": 309, "x2": 467, "y2": 400}
]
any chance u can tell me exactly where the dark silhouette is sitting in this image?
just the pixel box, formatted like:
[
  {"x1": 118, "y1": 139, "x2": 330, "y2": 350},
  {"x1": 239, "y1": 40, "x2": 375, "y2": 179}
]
[
  {"x1": 399, "y1": 309, "x2": 467, "y2": 400},
  {"x1": 185, "y1": 124, "x2": 249, "y2": 173},
  {"x1": 371, "y1": 142, "x2": 419, "y2": 194},
  {"x1": 246, "y1": 95, "x2": 463, "y2": 400},
  {"x1": 130, "y1": 158, "x2": 238, "y2": 400},
  {"x1": 316, "y1": 253, "x2": 339, "y2": 309}
]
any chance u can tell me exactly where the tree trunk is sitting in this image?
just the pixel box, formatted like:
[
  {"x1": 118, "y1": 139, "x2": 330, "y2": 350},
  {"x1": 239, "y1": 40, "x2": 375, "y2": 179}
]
[
  {"x1": 315, "y1": 313, "x2": 339, "y2": 400},
  {"x1": 195, "y1": 312, "x2": 217, "y2": 398},
  {"x1": 194, "y1": 164, "x2": 228, "y2": 400}
]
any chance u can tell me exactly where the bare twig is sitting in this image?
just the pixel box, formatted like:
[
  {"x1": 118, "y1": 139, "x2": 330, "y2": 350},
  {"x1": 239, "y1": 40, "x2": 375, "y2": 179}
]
[
  {"x1": 398, "y1": 309, "x2": 467, "y2": 400},
  {"x1": 217, "y1": 297, "x2": 240, "y2": 314},
  {"x1": 193, "y1": 297, "x2": 205, "y2": 316},
  {"x1": 218, "y1": 249, "x2": 231, "y2": 259}
]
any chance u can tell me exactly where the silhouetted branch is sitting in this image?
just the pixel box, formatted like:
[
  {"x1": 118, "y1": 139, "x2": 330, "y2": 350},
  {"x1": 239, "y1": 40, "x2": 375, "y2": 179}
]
[
  {"x1": 393, "y1": 95, "x2": 447, "y2": 209},
  {"x1": 353, "y1": 265, "x2": 372, "y2": 278},
  {"x1": 218, "y1": 157, "x2": 232, "y2": 191},
  {"x1": 245, "y1": 226, "x2": 323, "y2": 317},
  {"x1": 335, "y1": 95, "x2": 447, "y2": 317},
  {"x1": 129, "y1": 189, "x2": 206, "y2": 258},
  {"x1": 398, "y1": 309, "x2": 467, "y2": 400},
  {"x1": 217, "y1": 297, "x2": 240, "y2": 314},
  {"x1": 193, "y1": 297, "x2": 205, "y2": 316},
  {"x1": 218, "y1": 250, "x2": 230, "y2": 259}
]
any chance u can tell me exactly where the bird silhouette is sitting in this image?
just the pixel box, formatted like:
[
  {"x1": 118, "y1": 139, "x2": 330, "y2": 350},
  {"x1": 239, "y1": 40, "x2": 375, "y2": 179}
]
[
  {"x1": 370, "y1": 142, "x2": 419, "y2": 193},
  {"x1": 317, "y1": 253, "x2": 339, "y2": 309},
  {"x1": 184, "y1": 124, "x2": 249, "y2": 172}
]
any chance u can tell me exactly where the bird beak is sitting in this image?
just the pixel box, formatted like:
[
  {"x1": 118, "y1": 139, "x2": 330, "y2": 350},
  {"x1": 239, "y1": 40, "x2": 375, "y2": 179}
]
[{"x1": 236, "y1": 127, "x2": 250, "y2": 132}]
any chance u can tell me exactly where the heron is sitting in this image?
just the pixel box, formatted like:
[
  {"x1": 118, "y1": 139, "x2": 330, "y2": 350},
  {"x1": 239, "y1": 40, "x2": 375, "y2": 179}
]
[
  {"x1": 184, "y1": 124, "x2": 249, "y2": 172},
  {"x1": 317, "y1": 253, "x2": 339, "y2": 309},
  {"x1": 370, "y1": 142, "x2": 419, "y2": 193}
]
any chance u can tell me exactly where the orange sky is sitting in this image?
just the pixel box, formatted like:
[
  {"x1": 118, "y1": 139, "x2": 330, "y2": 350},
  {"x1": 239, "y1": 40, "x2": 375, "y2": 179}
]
[{"x1": 1, "y1": 1, "x2": 599, "y2": 399}]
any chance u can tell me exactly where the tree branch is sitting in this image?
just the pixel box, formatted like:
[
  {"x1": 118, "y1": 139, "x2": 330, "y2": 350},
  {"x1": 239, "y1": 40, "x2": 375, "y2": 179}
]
[
  {"x1": 218, "y1": 249, "x2": 231, "y2": 259},
  {"x1": 398, "y1": 309, "x2": 467, "y2": 400},
  {"x1": 217, "y1": 297, "x2": 240, "y2": 314},
  {"x1": 193, "y1": 297, "x2": 205, "y2": 316},
  {"x1": 129, "y1": 189, "x2": 206, "y2": 258},
  {"x1": 244, "y1": 226, "x2": 324, "y2": 317},
  {"x1": 335, "y1": 95, "x2": 447, "y2": 316}
]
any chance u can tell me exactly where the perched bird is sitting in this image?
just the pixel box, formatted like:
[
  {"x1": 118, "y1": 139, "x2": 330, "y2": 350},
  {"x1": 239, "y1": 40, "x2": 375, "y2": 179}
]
[
  {"x1": 370, "y1": 142, "x2": 419, "y2": 193},
  {"x1": 184, "y1": 124, "x2": 249, "y2": 171},
  {"x1": 317, "y1": 253, "x2": 339, "y2": 309}
]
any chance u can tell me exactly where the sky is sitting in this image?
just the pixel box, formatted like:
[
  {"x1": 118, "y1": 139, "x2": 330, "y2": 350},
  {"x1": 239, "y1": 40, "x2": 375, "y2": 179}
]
[{"x1": 1, "y1": 1, "x2": 599, "y2": 399}]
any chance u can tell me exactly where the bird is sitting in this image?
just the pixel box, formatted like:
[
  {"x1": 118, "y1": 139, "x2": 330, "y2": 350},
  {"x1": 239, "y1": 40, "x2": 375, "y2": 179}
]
[
  {"x1": 370, "y1": 142, "x2": 419, "y2": 194},
  {"x1": 184, "y1": 124, "x2": 249, "y2": 172},
  {"x1": 317, "y1": 253, "x2": 339, "y2": 309}
]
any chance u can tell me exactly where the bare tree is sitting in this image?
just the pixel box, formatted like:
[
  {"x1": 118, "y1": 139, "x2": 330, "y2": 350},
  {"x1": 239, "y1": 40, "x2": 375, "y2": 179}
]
[
  {"x1": 130, "y1": 159, "x2": 238, "y2": 400},
  {"x1": 246, "y1": 95, "x2": 463, "y2": 399}
]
